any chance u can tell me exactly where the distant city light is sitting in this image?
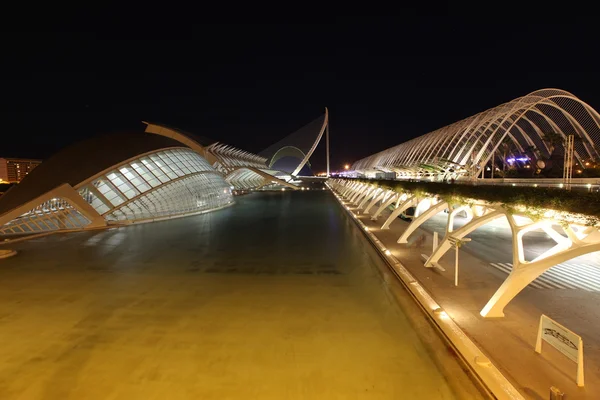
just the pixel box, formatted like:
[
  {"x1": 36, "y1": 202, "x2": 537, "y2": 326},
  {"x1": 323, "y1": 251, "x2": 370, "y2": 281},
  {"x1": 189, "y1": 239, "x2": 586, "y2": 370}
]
[
  {"x1": 506, "y1": 157, "x2": 529, "y2": 163},
  {"x1": 344, "y1": 164, "x2": 350, "y2": 170}
]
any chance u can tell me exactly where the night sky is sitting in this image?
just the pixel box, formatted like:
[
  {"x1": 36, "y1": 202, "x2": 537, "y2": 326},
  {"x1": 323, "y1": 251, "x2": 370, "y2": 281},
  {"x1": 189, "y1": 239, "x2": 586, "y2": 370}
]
[{"x1": 2, "y1": 15, "x2": 599, "y2": 173}]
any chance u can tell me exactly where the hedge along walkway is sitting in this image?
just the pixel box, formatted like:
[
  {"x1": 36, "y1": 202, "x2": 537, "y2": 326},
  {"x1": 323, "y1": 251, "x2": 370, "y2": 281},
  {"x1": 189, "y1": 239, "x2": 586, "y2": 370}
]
[{"x1": 350, "y1": 178, "x2": 600, "y2": 226}]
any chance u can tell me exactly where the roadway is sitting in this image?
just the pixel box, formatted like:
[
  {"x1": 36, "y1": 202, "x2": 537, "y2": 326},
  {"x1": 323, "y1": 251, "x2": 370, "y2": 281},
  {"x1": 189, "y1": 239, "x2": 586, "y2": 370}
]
[{"x1": 416, "y1": 212, "x2": 600, "y2": 291}]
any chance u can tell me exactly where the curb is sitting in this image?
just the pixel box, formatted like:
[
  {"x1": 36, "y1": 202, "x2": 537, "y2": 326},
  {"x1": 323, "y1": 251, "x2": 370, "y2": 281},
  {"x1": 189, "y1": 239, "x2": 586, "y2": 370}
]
[{"x1": 328, "y1": 184, "x2": 524, "y2": 400}]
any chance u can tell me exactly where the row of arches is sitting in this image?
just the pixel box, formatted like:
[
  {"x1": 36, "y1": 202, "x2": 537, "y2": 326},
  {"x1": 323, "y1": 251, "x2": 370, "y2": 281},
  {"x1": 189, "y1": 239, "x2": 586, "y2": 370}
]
[
  {"x1": 352, "y1": 89, "x2": 600, "y2": 180},
  {"x1": 330, "y1": 178, "x2": 600, "y2": 318}
]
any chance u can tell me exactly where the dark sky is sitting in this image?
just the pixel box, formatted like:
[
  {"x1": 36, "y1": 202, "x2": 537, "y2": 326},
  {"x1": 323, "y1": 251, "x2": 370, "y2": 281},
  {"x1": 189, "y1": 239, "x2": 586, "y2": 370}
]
[{"x1": 1, "y1": 14, "x2": 599, "y2": 172}]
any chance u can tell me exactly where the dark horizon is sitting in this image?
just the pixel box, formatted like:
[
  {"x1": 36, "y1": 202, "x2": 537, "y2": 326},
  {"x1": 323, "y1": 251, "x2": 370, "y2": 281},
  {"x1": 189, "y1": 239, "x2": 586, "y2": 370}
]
[{"x1": 2, "y1": 16, "x2": 600, "y2": 172}]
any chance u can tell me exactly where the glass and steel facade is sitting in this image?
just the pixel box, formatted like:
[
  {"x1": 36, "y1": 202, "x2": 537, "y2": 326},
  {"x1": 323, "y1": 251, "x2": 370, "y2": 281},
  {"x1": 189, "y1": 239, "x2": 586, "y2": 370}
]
[
  {"x1": 77, "y1": 148, "x2": 233, "y2": 222},
  {"x1": 0, "y1": 198, "x2": 90, "y2": 235},
  {"x1": 0, "y1": 148, "x2": 234, "y2": 235}
]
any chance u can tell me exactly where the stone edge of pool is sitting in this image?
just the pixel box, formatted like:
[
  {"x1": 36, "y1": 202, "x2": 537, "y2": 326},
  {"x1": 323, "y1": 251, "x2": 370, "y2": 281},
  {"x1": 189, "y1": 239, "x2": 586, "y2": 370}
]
[{"x1": 327, "y1": 183, "x2": 524, "y2": 400}]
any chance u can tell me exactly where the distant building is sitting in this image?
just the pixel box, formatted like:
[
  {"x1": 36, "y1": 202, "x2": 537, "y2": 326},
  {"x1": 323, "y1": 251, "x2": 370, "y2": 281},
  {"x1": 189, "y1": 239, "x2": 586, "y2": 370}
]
[{"x1": 0, "y1": 158, "x2": 42, "y2": 183}]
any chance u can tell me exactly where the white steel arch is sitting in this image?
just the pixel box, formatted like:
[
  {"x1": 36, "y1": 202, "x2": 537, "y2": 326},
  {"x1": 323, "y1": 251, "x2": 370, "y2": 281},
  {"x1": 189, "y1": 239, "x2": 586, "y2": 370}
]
[{"x1": 352, "y1": 89, "x2": 600, "y2": 180}]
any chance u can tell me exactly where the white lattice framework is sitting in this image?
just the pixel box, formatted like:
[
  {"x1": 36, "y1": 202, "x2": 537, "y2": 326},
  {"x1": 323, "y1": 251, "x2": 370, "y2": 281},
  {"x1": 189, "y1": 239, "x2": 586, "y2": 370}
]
[
  {"x1": 0, "y1": 148, "x2": 235, "y2": 235},
  {"x1": 352, "y1": 89, "x2": 600, "y2": 180},
  {"x1": 0, "y1": 198, "x2": 91, "y2": 235},
  {"x1": 330, "y1": 178, "x2": 600, "y2": 318},
  {"x1": 144, "y1": 121, "x2": 297, "y2": 190},
  {"x1": 207, "y1": 143, "x2": 268, "y2": 173}
]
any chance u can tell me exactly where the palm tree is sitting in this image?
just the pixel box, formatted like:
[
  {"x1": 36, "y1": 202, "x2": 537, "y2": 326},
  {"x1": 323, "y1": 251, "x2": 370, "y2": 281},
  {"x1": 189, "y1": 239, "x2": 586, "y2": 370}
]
[
  {"x1": 499, "y1": 137, "x2": 515, "y2": 173},
  {"x1": 541, "y1": 132, "x2": 565, "y2": 156}
]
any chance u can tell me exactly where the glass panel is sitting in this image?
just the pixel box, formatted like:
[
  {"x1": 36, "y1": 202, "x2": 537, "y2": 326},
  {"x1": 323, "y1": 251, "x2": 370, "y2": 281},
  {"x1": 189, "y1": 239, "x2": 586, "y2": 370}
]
[{"x1": 105, "y1": 172, "x2": 232, "y2": 222}]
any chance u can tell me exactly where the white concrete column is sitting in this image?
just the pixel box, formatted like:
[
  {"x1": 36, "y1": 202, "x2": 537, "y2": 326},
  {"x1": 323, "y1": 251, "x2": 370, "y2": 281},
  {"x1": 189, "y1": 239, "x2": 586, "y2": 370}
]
[
  {"x1": 342, "y1": 182, "x2": 359, "y2": 197},
  {"x1": 425, "y1": 209, "x2": 505, "y2": 268},
  {"x1": 354, "y1": 186, "x2": 375, "y2": 206},
  {"x1": 381, "y1": 195, "x2": 418, "y2": 230},
  {"x1": 480, "y1": 239, "x2": 600, "y2": 317},
  {"x1": 371, "y1": 193, "x2": 401, "y2": 221},
  {"x1": 358, "y1": 188, "x2": 381, "y2": 209},
  {"x1": 364, "y1": 190, "x2": 391, "y2": 214},
  {"x1": 351, "y1": 185, "x2": 371, "y2": 204},
  {"x1": 397, "y1": 200, "x2": 448, "y2": 244},
  {"x1": 349, "y1": 185, "x2": 367, "y2": 203},
  {"x1": 446, "y1": 205, "x2": 474, "y2": 235}
]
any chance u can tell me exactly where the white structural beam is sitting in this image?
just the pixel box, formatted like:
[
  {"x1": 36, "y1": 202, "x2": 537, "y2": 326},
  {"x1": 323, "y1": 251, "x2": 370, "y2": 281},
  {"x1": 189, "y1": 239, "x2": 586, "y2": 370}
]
[
  {"x1": 330, "y1": 179, "x2": 600, "y2": 319},
  {"x1": 425, "y1": 209, "x2": 506, "y2": 268},
  {"x1": 0, "y1": 183, "x2": 106, "y2": 233},
  {"x1": 364, "y1": 189, "x2": 391, "y2": 214},
  {"x1": 358, "y1": 188, "x2": 382, "y2": 210},
  {"x1": 381, "y1": 195, "x2": 418, "y2": 230},
  {"x1": 350, "y1": 89, "x2": 600, "y2": 180},
  {"x1": 291, "y1": 108, "x2": 329, "y2": 177},
  {"x1": 225, "y1": 167, "x2": 298, "y2": 190},
  {"x1": 397, "y1": 199, "x2": 448, "y2": 244},
  {"x1": 371, "y1": 193, "x2": 402, "y2": 221}
]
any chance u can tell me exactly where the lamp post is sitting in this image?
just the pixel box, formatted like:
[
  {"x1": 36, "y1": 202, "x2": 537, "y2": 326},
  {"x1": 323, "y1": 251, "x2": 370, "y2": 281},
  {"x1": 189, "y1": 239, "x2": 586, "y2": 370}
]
[{"x1": 448, "y1": 236, "x2": 471, "y2": 286}]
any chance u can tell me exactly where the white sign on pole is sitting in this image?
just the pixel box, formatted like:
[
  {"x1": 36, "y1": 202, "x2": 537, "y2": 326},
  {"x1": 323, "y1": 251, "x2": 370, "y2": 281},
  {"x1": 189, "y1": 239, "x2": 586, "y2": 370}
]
[{"x1": 535, "y1": 314, "x2": 584, "y2": 387}]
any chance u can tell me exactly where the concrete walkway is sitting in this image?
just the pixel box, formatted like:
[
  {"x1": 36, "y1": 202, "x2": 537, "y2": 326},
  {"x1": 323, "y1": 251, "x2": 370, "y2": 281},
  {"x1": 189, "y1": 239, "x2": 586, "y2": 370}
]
[{"x1": 339, "y1": 196, "x2": 600, "y2": 399}]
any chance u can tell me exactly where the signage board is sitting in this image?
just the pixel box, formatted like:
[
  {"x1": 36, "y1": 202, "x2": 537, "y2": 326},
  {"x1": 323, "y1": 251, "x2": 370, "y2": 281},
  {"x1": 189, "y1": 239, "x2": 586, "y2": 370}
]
[{"x1": 535, "y1": 314, "x2": 584, "y2": 387}]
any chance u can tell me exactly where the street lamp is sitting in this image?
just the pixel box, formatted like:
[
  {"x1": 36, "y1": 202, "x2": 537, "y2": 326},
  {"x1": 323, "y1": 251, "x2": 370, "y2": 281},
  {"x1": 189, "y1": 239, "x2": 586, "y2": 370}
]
[
  {"x1": 448, "y1": 236, "x2": 471, "y2": 286},
  {"x1": 344, "y1": 164, "x2": 350, "y2": 170}
]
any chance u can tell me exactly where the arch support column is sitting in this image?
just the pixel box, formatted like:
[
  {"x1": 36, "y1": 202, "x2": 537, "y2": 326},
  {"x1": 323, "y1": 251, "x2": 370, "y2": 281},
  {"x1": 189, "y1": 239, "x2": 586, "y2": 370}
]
[
  {"x1": 371, "y1": 193, "x2": 401, "y2": 220},
  {"x1": 342, "y1": 182, "x2": 359, "y2": 197},
  {"x1": 425, "y1": 209, "x2": 505, "y2": 268},
  {"x1": 481, "y1": 237, "x2": 600, "y2": 317},
  {"x1": 397, "y1": 199, "x2": 448, "y2": 243},
  {"x1": 350, "y1": 185, "x2": 368, "y2": 203},
  {"x1": 381, "y1": 195, "x2": 417, "y2": 229},
  {"x1": 364, "y1": 190, "x2": 391, "y2": 214},
  {"x1": 358, "y1": 188, "x2": 382, "y2": 209},
  {"x1": 355, "y1": 186, "x2": 376, "y2": 206}
]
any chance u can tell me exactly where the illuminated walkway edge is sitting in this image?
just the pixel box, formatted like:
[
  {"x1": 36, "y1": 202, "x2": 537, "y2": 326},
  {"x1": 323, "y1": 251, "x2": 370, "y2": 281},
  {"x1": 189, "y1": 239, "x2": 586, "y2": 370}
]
[{"x1": 326, "y1": 183, "x2": 524, "y2": 400}]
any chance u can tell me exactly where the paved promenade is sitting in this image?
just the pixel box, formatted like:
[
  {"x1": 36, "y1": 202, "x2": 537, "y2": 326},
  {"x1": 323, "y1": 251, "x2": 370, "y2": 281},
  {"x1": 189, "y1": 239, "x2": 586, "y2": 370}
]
[{"x1": 337, "y1": 192, "x2": 600, "y2": 399}]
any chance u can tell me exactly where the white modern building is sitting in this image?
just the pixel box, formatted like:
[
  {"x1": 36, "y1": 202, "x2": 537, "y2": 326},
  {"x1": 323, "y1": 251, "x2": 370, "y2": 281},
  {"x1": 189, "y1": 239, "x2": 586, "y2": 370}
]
[
  {"x1": 352, "y1": 89, "x2": 600, "y2": 181},
  {"x1": 0, "y1": 113, "x2": 330, "y2": 236}
]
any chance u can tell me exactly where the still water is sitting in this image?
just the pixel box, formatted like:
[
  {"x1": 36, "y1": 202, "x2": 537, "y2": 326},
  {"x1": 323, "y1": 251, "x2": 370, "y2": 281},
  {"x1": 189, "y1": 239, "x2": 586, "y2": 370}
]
[{"x1": 0, "y1": 190, "x2": 483, "y2": 399}]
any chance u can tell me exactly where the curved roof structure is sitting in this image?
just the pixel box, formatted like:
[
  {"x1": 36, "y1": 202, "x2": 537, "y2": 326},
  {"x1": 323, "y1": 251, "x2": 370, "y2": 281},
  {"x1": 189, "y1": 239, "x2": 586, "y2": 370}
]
[
  {"x1": 0, "y1": 110, "x2": 331, "y2": 237},
  {"x1": 352, "y1": 89, "x2": 600, "y2": 180},
  {"x1": 0, "y1": 132, "x2": 183, "y2": 215},
  {"x1": 143, "y1": 121, "x2": 297, "y2": 190},
  {"x1": 0, "y1": 130, "x2": 236, "y2": 236},
  {"x1": 0, "y1": 118, "x2": 312, "y2": 237}
]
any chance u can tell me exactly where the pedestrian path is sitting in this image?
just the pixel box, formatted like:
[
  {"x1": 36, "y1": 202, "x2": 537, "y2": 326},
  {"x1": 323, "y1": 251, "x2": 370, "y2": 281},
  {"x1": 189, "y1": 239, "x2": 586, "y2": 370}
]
[{"x1": 490, "y1": 262, "x2": 600, "y2": 291}]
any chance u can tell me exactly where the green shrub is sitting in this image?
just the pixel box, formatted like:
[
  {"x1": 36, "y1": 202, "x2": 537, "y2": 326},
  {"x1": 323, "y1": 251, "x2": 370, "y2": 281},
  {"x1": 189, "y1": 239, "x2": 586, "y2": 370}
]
[{"x1": 346, "y1": 178, "x2": 600, "y2": 221}]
